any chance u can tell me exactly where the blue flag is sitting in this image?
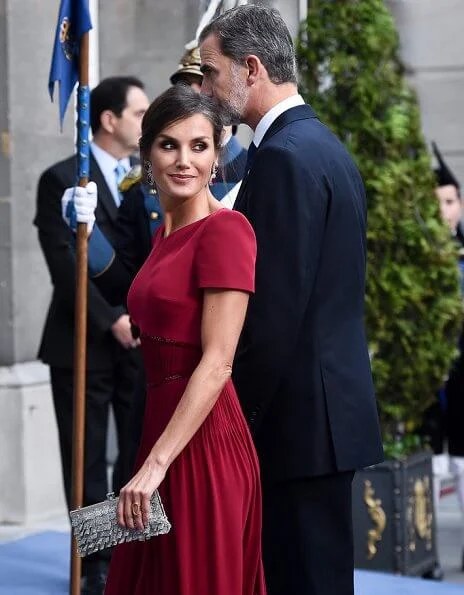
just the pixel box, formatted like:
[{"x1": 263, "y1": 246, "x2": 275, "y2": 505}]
[{"x1": 48, "y1": 0, "x2": 92, "y2": 127}]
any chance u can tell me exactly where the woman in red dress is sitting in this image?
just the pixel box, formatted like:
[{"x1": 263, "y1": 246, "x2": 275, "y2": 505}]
[{"x1": 104, "y1": 85, "x2": 266, "y2": 595}]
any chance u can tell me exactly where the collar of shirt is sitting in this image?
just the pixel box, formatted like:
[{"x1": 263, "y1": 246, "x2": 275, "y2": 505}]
[
  {"x1": 253, "y1": 94, "x2": 305, "y2": 148},
  {"x1": 90, "y1": 142, "x2": 131, "y2": 203}
]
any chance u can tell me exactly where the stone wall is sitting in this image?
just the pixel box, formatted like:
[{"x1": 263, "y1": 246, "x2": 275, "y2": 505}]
[
  {"x1": 98, "y1": 0, "x2": 201, "y2": 101},
  {"x1": 0, "y1": 0, "x2": 81, "y2": 522},
  {"x1": 0, "y1": 0, "x2": 75, "y2": 367},
  {"x1": 388, "y1": 0, "x2": 464, "y2": 182}
]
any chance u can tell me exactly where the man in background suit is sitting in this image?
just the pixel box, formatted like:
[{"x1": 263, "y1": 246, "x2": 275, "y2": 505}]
[
  {"x1": 200, "y1": 6, "x2": 384, "y2": 595},
  {"x1": 34, "y1": 76, "x2": 149, "y2": 595}
]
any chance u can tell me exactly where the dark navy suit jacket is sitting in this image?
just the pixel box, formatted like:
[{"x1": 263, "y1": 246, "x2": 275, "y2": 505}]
[
  {"x1": 233, "y1": 104, "x2": 384, "y2": 481},
  {"x1": 34, "y1": 154, "x2": 131, "y2": 370}
]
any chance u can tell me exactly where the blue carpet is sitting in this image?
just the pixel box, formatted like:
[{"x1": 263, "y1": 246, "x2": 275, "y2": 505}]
[
  {"x1": 355, "y1": 570, "x2": 464, "y2": 594},
  {"x1": 0, "y1": 531, "x2": 463, "y2": 594},
  {"x1": 0, "y1": 532, "x2": 69, "y2": 595}
]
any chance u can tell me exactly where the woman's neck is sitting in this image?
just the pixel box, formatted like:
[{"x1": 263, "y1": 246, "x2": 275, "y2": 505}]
[{"x1": 161, "y1": 189, "x2": 221, "y2": 237}]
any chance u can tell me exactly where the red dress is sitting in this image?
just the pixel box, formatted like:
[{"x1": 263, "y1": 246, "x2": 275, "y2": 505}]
[{"x1": 104, "y1": 209, "x2": 266, "y2": 595}]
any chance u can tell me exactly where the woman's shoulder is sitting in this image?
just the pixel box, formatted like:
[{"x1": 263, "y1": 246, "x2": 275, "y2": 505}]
[
  {"x1": 195, "y1": 209, "x2": 257, "y2": 291},
  {"x1": 202, "y1": 208, "x2": 254, "y2": 236},
  {"x1": 197, "y1": 209, "x2": 256, "y2": 258}
]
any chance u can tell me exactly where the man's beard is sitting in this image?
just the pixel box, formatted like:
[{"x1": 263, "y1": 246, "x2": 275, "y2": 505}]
[
  {"x1": 221, "y1": 103, "x2": 242, "y2": 126},
  {"x1": 222, "y1": 68, "x2": 247, "y2": 125}
]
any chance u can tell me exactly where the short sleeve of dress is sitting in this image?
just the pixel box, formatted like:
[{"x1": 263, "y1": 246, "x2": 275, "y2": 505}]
[{"x1": 196, "y1": 210, "x2": 256, "y2": 292}]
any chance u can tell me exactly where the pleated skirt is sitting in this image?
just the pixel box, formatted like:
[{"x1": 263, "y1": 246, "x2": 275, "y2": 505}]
[{"x1": 105, "y1": 371, "x2": 266, "y2": 595}]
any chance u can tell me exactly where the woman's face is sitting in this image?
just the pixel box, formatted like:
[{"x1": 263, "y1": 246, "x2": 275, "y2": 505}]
[{"x1": 149, "y1": 113, "x2": 217, "y2": 204}]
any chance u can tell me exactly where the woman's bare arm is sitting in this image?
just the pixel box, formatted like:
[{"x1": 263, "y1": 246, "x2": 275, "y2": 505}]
[{"x1": 118, "y1": 287, "x2": 249, "y2": 529}]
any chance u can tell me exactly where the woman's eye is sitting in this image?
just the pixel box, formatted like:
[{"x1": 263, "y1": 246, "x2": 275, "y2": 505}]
[
  {"x1": 161, "y1": 141, "x2": 175, "y2": 150},
  {"x1": 193, "y1": 142, "x2": 207, "y2": 151}
]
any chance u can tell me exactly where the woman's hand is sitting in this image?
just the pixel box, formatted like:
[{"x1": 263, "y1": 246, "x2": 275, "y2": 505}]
[{"x1": 117, "y1": 455, "x2": 167, "y2": 531}]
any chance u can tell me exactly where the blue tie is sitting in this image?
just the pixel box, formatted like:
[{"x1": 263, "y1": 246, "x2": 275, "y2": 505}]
[
  {"x1": 245, "y1": 142, "x2": 258, "y2": 173},
  {"x1": 114, "y1": 163, "x2": 126, "y2": 206}
]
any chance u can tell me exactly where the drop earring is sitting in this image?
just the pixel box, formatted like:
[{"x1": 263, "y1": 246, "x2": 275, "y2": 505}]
[
  {"x1": 209, "y1": 163, "x2": 218, "y2": 185},
  {"x1": 144, "y1": 160, "x2": 157, "y2": 193}
]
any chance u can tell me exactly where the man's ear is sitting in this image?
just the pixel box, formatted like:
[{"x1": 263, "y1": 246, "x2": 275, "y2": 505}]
[
  {"x1": 245, "y1": 55, "x2": 261, "y2": 86},
  {"x1": 99, "y1": 110, "x2": 116, "y2": 134}
]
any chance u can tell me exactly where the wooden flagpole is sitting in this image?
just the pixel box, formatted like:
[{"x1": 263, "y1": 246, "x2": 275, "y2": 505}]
[{"x1": 70, "y1": 30, "x2": 90, "y2": 595}]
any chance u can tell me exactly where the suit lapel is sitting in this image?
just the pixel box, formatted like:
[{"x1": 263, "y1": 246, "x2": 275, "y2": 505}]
[
  {"x1": 234, "y1": 173, "x2": 250, "y2": 214},
  {"x1": 90, "y1": 154, "x2": 118, "y2": 222}
]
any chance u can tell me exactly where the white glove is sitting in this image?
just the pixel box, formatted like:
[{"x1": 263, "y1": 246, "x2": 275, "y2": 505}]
[{"x1": 61, "y1": 182, "x2": 98, "y2": 234}]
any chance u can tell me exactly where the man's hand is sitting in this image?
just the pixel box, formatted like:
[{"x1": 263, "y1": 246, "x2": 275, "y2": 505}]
[
  {"x1": 111, "y1": 314, "x2": 141, "y2": 349},
  {"x1": 61, "y1": 182, "x2": 98, "y2": 234}
]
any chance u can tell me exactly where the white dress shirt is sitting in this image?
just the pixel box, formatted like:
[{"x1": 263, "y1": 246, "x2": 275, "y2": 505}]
[
  {"x1": 221, "y1": 181, "x2": 242, "y2": 209},
  {"x1": 253, "y1": 94, "x2": 305, "y2": 147},
  {"x1": 90, "y1": 142, "x2": 131, "y2": 206}
]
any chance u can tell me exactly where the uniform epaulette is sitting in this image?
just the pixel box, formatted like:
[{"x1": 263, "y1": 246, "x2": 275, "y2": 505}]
[{"x1": 119, "y1": 164, "x2": 142, "y2": 193}]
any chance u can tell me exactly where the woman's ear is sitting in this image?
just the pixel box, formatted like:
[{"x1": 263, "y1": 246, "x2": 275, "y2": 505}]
[
  {"x1": 143, "y1": 158, "x2": 156, "y2": 190},
  {"x1": 209, "y1": 159, "x2": 219, "y2": 186}
]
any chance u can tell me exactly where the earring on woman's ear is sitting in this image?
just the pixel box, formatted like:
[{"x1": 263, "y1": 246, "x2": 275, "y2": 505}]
[
  {"x1": 209, "y1": 164, "x2": 218, "y2": 185},
  {"x1": 144, "y1": 160, "x2": 157, "y2": 194}
]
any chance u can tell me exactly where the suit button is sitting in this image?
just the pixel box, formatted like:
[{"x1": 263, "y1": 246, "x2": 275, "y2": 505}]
[{"x1": 150, "y1": 212, "x2": 159, "y2": 220}]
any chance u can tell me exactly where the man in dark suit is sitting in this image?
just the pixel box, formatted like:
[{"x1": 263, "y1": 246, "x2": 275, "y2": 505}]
[
  {"x1": 200, "y1": 6, "x2": 384, "y2": 595},
  {"x1": 34, "y1": 76, "x2": 149, "y2": 595}
]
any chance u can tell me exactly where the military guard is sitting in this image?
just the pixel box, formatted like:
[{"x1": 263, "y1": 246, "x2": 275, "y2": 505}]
[
  {"x1": 419, "y1": 142, "x2": 464, "y2": 577},
  {"x1": 170, "y1": 46, "x2": 204, "y2": 90},
  {"x1": 70, "y1": 164, "x2": 163, "y2": 307},
  {"x1": 432, "y1": 142, "x2": 464, "y2": 572}
]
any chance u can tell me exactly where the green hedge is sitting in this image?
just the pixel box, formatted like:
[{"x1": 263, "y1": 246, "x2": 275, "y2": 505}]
[{"x1": 296, "y1": 0, "x2": 462, "y2": 455}]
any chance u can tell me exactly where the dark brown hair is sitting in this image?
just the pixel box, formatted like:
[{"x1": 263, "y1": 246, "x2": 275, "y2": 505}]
[
  {"x1": 90, "y1": 76, "x2": 145, "y2": 135},
  {"x1": 139, "y1": 84, "x2": 224, "y2": 162}
]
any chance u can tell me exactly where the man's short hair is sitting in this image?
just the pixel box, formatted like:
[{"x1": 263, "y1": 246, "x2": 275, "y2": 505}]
[
  {"x1": 90, "y1": 76, "x2": 145, "y2": 135},
  {"x1": 199, "y1": 5, "x2": 297, "y2": 85}
]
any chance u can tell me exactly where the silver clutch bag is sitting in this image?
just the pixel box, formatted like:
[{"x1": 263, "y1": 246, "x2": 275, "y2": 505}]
[{"x1": 69, "y1": 490, "x2": 171, "y2": 557}]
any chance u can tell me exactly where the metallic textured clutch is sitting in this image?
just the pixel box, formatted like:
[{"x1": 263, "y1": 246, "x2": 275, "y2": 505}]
[{"x1": 69, "y1": 491, "x2": 171, "y2": 557}]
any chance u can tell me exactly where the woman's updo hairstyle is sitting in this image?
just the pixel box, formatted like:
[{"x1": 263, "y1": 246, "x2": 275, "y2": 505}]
[{"x1": 139, "y1": 84, "x2": 224, "y2": 169}]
